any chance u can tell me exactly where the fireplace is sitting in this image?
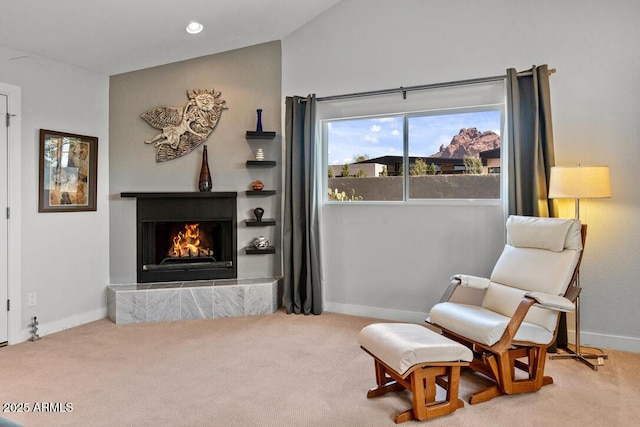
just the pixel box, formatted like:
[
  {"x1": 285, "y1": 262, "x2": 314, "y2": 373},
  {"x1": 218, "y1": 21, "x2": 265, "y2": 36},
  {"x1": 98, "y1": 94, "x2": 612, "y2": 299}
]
[{"x1": 121, "y1": 192, "x2": 237, "y2": 283}]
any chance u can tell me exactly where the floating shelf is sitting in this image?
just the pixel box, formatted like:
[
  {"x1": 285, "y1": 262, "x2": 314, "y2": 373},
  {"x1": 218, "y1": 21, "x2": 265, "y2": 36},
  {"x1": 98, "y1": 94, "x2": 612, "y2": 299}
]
[
  {"x1": 246, "y1": 131, "x2": 276, "y2": 139},
  {"x1": 245, "y1": 246, "x2": 276, "y2": 255},
  {"x1": 246, "y1": 190, "x2": 276, "y2": 196},
  {"x1": 246, "y1": 160, "x2": 276, "y2": 167},
  {"x1": 245, "y1": 219, "x2": 276, "y2": 227}
]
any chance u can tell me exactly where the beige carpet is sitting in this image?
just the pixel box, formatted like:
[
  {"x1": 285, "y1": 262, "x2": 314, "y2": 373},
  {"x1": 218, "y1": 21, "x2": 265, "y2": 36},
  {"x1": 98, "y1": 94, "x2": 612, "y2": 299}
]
[{"x1": 1, "y1": 311, "x2": 639, "y2": 426}]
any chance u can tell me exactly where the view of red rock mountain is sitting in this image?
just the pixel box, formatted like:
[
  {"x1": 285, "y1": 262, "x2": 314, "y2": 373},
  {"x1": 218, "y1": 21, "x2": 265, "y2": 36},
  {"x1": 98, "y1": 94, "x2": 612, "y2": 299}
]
[{"x1": 430, "y1": 127, "x2": 501, "y2": 158}]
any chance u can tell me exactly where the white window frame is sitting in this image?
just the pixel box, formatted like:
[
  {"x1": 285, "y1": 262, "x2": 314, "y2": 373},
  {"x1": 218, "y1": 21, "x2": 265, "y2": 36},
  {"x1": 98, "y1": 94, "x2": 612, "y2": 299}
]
[{"x1": 321, "y1": 101, "x2": 506, "y2": 205}]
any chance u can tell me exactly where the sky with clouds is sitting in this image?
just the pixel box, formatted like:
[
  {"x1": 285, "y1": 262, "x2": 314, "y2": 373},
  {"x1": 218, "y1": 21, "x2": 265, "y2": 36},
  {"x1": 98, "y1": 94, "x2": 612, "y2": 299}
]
[{"x1": 326, "y1": 110, "x2": 501, "y2": 165}]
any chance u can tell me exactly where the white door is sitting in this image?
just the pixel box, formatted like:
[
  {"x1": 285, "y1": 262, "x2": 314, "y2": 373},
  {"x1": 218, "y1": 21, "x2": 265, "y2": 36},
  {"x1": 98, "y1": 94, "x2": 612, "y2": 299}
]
[{"x1": 0, "y1": 94, "x2": 8, "y2": 345}]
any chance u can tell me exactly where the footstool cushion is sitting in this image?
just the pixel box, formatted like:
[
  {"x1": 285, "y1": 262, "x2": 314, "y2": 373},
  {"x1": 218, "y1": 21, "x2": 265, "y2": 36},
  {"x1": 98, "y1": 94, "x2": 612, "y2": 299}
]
[
  {"x1": 358, "y1": 323, "x2": 473, "y2": 423},
  {"x1": 359, "y1": 323, "x2": 473, "y2": 375}
]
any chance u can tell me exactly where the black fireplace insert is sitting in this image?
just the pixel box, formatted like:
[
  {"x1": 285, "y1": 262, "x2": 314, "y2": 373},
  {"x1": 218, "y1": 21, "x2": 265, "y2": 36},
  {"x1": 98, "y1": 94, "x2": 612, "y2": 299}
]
[{"x1": 121, "y1": 192, "x2": 237, "y2": 283}]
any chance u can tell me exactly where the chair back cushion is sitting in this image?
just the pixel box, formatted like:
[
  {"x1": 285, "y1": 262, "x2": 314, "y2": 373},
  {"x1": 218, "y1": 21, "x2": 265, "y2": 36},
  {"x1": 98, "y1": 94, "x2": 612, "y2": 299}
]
[
  {"x1": 506, "y1": 215, "x2": 582, "y2": 252},
  {"x1": 490, "y1": 216, "x2": 582, "y2": 295},
  {"x1": 484, "y1": 216, "x2": 582, "y2": 333},
  {"x1": 490, "y1": 245, "x2": 581, "y2": 295}
]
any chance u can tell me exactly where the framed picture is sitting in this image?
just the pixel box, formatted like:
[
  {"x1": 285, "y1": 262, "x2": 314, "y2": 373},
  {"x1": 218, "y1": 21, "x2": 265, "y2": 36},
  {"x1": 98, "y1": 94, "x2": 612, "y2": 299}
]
[{"x1": 39, "y1": 129, "x2": 98, "y2": 212}]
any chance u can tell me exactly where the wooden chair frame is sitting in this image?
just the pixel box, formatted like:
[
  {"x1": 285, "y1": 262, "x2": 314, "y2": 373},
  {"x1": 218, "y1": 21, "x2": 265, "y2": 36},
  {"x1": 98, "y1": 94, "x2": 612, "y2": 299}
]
[{"x1": 429, "y1": 225, "x2": 587, "y2": 405}]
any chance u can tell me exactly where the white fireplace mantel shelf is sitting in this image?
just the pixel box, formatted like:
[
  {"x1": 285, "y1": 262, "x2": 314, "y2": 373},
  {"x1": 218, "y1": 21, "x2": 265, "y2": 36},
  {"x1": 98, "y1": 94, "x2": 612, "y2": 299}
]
[{"x1": 107, "y1": 278, "x2": 279, "y2": 324}]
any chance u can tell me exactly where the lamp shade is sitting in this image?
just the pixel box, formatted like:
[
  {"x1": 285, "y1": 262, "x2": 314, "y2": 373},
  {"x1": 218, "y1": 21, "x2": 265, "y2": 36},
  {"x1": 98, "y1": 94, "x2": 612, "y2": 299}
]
[{"x1": 548, "y1": 165, "x2": 611, "y2": 199}]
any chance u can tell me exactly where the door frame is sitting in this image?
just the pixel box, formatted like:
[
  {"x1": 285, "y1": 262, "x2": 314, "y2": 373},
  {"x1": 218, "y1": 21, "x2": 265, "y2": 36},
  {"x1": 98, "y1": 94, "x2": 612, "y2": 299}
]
[{"x1": 0, "y1": 82, "x2": 22, "y2": 345}]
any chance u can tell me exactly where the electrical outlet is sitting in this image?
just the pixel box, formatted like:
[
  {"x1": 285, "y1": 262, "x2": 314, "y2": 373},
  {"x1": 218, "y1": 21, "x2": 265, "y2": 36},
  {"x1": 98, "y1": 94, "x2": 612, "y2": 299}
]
[{"x1": 28, "y1": 292, "x2": 37, "y2": 307}]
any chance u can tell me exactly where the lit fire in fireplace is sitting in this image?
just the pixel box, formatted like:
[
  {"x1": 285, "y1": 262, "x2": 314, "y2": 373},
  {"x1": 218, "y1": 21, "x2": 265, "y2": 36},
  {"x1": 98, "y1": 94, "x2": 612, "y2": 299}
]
[{"x1": 168, "y1": 224, "x2": 214, "y2": 258}]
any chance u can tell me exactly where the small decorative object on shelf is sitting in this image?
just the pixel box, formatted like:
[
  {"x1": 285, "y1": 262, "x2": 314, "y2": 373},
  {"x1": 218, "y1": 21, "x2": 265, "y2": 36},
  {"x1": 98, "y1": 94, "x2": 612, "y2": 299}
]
[
  {"x1": 255, "y1": 148, "x2": 265, "y2": 161},
  {"x1": 253, "y1": 236, "x2": 270, "y2": 249},
  {"x1": 256, "y1": 108, "x2": 263, "y2": 132},
  {"x1": 198, "y1": 145, "x2": 212, "y2": 192},
  {"x1": 251, "y1": 180, "x2": 264, "y2": 191},
  {"x1": 253, "y1": 207, "x2": 265, "y2": 222}
]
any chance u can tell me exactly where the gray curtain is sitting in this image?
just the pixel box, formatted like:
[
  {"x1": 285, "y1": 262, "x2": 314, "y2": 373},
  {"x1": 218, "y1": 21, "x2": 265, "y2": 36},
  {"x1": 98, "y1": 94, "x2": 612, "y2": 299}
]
[
  {"x1": 283, "y1": 95, "x2": 322, "y2": 315},
  {"x1": 506, "y1": 65, "x2": 556, "y2": 217},
  {"x1": 506, "y1": 65, "x2": 565, "y2": 349}
]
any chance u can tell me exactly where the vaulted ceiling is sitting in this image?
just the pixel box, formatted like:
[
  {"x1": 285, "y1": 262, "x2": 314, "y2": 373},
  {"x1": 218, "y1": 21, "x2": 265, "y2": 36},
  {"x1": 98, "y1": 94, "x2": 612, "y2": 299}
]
[{"x1": 0, "y1": 0, "x2": 341, "y2": 75}]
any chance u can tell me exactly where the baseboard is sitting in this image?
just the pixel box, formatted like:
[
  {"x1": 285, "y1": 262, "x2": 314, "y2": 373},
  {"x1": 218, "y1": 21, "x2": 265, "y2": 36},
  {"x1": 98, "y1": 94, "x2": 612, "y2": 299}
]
[
  {"x1": 567, "y1": 328, "x2": 640, "y2": 353},
  {"x1": 17, "y1": 307, "x2": 108, "y2": 344},
  {"x1": 324, "y1": 301, "x2": 428, "y2": 324}
]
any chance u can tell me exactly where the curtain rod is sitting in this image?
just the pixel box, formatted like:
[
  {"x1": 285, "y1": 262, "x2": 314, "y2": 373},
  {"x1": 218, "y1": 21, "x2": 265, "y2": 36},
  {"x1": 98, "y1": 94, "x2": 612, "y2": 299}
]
[{"x1": 309, "y1": 68, "x2": 556, "y2": 103}]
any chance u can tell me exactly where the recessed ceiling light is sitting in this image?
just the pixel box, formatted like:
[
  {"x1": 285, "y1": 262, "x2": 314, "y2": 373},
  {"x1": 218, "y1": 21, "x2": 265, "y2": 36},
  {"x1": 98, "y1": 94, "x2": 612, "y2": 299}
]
[{"x1": 186, "y1": 21, "x2": 203, "y2": 34}]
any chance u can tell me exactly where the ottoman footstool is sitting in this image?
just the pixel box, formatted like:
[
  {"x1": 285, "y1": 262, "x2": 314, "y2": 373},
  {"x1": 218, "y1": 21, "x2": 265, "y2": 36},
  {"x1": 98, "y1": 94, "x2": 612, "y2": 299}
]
[{"x1": 358, "y1": 323, "x2": 473, "y2": 423}]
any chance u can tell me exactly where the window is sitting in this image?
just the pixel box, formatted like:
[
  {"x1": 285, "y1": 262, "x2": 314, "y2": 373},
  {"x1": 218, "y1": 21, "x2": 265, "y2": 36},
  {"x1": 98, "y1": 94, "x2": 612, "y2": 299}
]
[
  {"x1": 326, "y1": 115, "x2": 404, "y2": 200},
  {"x1": 407, "y1": 108, "x2": 503, "y2": 200},
  {"x1": 321, "y1": 82, "x2": 505, "y2": 202}
]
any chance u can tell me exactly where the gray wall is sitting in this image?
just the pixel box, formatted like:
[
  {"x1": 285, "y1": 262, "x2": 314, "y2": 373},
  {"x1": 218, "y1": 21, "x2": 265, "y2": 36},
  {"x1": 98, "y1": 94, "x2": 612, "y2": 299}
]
[
  {"x1": 283, "y1": 0, "x2": 640, "y2": 351},
  {"x1": 109, "y1": 41, "x2": 282, "y2": 284}
]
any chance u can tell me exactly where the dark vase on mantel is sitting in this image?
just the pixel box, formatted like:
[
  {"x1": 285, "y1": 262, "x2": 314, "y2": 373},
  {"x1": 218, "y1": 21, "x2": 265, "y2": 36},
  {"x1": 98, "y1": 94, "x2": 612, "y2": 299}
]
[
  {"x1": 199, "y1": 145, "x2": 212, "y2": 192},
  {"x1": 256, "y1": 109, "x2": 263, "y2": 132}
]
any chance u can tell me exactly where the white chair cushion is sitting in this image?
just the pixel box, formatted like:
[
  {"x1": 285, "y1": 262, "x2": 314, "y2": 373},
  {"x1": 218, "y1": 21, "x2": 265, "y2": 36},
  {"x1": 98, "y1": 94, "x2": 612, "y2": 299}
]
[
  {"x1": 429, "y1": 302, "x2": 554, "y2": 346},
  {"x1": 506, "y1": 216, "x2": 581, "y2": 252},
  {"x1": 358, "y1": 323, "x2": 473, "y2": 375},
  {"x1": 482, "y1": 282, "x2": 559, "y2": 333},
  {"x1": 482, "y1": 282, "x2": 527, "y2": 317},
  {"x1": 490, "y1": 246, "x2": 580, "y2": 295}
]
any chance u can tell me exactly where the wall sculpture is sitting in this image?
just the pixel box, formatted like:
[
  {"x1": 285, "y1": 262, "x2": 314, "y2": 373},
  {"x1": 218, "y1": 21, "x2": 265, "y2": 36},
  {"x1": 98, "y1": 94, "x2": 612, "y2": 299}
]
[{"x1": 141, "y1": 89, "x2": 227, "y2": 162}]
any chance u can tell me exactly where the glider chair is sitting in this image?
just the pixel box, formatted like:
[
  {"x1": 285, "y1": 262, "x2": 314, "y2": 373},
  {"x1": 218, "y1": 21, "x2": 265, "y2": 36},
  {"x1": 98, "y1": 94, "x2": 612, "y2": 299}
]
[{"x1": 428, "y1": 215, "x2": 586, "y2": 404}]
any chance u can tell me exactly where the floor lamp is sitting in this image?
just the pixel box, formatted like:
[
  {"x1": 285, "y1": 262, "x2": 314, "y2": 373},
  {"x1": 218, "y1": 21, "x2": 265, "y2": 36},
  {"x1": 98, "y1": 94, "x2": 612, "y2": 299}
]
[{"x1": 548, "y1": 165, "x2": 611, "y2": 370}]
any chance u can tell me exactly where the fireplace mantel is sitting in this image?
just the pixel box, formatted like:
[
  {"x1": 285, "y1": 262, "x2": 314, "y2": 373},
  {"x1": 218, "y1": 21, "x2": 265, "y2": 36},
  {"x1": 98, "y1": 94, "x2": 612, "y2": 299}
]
[{"x1": 121, "y1": 191, "x2": 237, "y2": 199}]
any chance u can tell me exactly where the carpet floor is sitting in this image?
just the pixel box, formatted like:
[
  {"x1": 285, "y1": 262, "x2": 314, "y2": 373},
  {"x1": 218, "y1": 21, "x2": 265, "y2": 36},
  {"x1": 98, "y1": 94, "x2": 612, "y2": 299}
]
[{"x1": 1, "y1": 311, "x2": 639, "y2": 426}]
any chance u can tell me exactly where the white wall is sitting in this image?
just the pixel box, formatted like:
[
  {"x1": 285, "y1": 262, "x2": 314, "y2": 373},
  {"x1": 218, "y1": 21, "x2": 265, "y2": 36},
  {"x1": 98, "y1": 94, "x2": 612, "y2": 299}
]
[
  {"x1": 0, "y1": 46, "x2": 110, "y2": 342},
  {"x1": 283, "y1": 0, "x2": 640, "y2": 351}
]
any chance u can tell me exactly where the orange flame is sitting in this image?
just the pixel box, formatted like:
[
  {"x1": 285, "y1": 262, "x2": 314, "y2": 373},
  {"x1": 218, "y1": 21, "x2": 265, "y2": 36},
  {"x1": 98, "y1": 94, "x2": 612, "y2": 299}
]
[{"x1": 169, "y1": 224, "x2": 211, "y2": 257}]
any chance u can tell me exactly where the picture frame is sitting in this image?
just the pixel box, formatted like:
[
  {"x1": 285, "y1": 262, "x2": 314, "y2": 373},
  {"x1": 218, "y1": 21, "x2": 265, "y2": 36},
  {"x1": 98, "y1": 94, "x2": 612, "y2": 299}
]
[{"x1": 38, "y1": 129, "x2": 98, "y2": 212}]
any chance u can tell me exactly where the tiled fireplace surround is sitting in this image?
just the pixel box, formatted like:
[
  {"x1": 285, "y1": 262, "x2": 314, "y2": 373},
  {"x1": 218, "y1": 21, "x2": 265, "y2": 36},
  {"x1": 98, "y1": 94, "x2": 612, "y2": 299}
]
[
  {"x1": 107, "y1": 278, "x2": 279, "y2": 324},
  {"x1": 108, "y1": 192, "x2": 279, "y2": 324}
]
